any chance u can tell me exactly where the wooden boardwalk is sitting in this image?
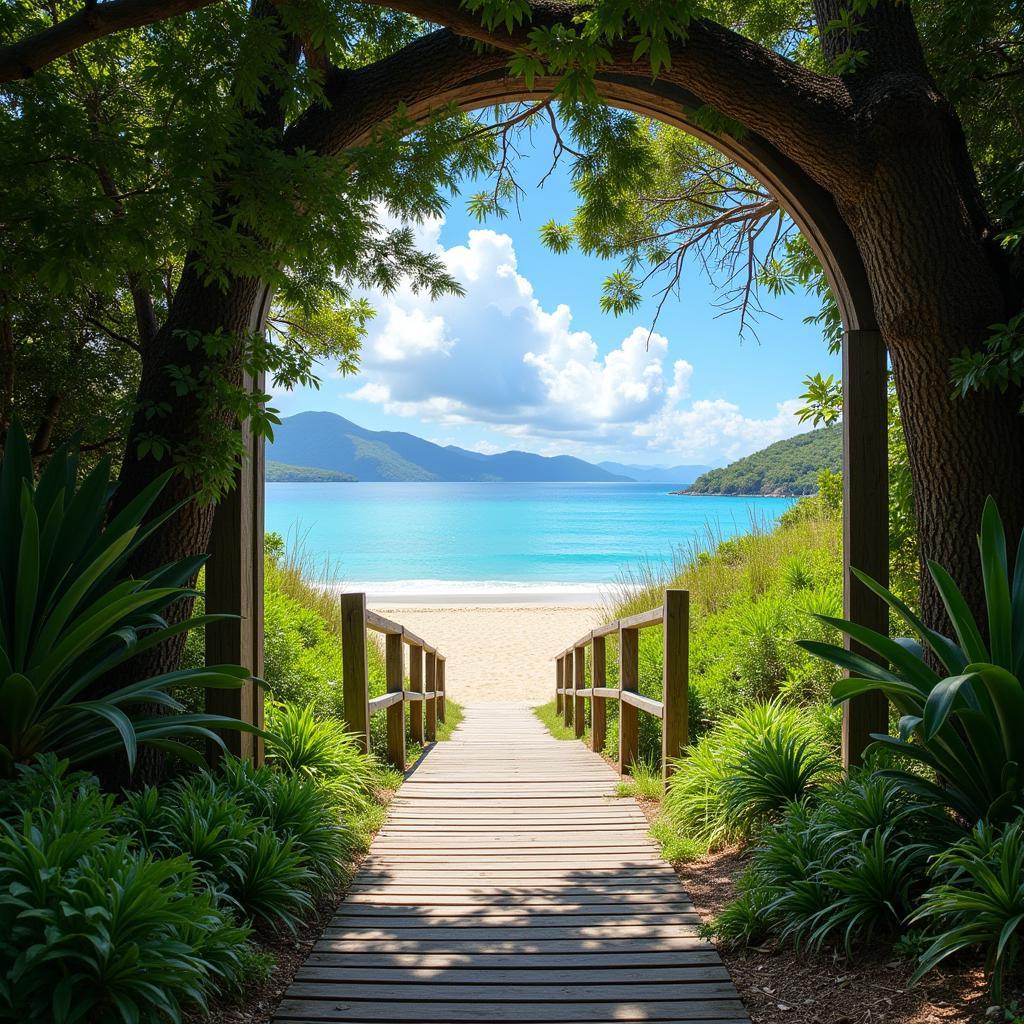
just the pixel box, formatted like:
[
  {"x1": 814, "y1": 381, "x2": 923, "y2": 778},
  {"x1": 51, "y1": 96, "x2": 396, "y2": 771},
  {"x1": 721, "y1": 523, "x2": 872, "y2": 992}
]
[{"x1": 274, "y1": 704, "x2": 749, "y2": 1023}]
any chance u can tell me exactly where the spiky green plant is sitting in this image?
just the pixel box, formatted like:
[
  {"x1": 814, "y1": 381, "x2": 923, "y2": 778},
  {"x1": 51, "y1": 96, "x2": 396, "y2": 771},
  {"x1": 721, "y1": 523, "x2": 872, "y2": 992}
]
[
  {"x1": 0, "y1": 422, "x2": 264, "y2": 776},
  {"x1": 800, "y1": 497, "x2": 1024, "y2": 824},
  {"x1": 912, "y1": 818, "x2": 1024, "y2": 1001}
]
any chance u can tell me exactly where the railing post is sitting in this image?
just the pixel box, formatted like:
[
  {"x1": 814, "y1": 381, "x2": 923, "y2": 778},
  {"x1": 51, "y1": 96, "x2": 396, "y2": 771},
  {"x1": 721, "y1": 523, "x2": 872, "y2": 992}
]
[
  {"x1": 573, "y1": 642, "x2": 586, "y2": 739},
  {"x1": 563, "y1": 648, "x2": 574, "y2": 729},
  {"x1": 437, "y1": 656, "x2": 446, "y2": 723},
  {"x1": 662, "y1": 590, "x2": 689, "y2": 787},
  {"x1": 618, "y1": 625, "x2": 639, "y2": 775},
  {"x1": 425, "y1": 650, "x2": 437, "y2": 742},
  {"x1": 591, "y1": 634, "x2": 607, "y2": 754},
  {"x1": 340, "y1": 592, "x2": 371, "y2": 754},
  {"x1": 384, "y1": 632, "x2": 405, "y2": 771},
  {"x1": 555, "y1": 655, "x2": 563, "y2": 714},
  {"x1": 409, "y1": 642, "x2": 424, "y2": 744}
]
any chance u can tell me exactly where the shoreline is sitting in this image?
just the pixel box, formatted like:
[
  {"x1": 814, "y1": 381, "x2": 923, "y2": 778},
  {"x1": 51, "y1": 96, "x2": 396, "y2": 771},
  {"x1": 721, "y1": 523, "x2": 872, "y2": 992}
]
[
  {"x1": 670, "y1": 490, "x2": 809, "y2": 498},
  {"x1": 324, "y1": 580, "x2": 609, "y2": 607}
]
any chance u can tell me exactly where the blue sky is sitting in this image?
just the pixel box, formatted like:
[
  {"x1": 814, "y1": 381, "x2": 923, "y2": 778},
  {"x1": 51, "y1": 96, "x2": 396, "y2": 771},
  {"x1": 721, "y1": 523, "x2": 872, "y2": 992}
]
[{"x1": 273, "y1": 121, "x2": 839, "y2": 467}]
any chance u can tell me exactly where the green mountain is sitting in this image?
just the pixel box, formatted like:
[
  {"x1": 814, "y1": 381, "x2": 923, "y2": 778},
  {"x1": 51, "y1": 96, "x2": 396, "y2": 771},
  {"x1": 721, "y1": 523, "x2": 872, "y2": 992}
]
[
  {"x1": 265, "y1": 460, "x2": 356, "y2": 482},
  {"x1": 684, "y1": 424, "x2": 842, "y2": 496},
  {"x1": 269, "y1": 411, "x2": 633, "y2": 482}
]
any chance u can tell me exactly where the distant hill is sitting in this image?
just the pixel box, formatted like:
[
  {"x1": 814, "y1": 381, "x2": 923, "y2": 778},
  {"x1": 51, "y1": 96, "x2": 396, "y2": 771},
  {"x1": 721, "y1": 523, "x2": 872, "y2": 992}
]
[
  {"x1": 266, "y1": 461, "x2": 356, "y2": 483},
  {"x1": 683, "y1": 424, "x2": 842, "y2": 496},
  {"x1": 599, "y1": 461, "x2": 712, "y2": 485},
  {"x1": 269, "y1": 411, "x2": 633, "y2": 482}
]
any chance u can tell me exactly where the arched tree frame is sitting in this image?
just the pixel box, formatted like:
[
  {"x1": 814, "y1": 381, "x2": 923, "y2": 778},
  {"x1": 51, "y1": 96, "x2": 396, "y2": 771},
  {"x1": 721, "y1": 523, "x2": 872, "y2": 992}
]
[{"x1": 204, "y1": 66, "x2": 890, "y2": 768}]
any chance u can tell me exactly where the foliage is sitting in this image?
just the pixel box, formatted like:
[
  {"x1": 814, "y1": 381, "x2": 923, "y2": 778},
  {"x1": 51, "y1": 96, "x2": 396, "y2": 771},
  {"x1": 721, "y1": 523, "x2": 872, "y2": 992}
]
[
  {"x1": 0, "y1": 0, "x2": 487, "y2": 491},
  {"x1": 801, "y1": 497, "x2": 1024, "y2": 825},
  {"x1": 0, "y1": 422, "x2": 258, "y2": 777},
  {"x1": 265, "y1": 461, "x2": 357, "y2": 483},
  {"x1": 265, "y1": 700, "x2": 374, "y2": 805},
  {"x1": 615, "y1": 757, "x2": 663, "y2": 801},
  {"x1": 0, "y1": 756, "x2": 250, "y2": 1024},
  {"x1": 661, "y1": 700, "x2": 828, "y2": 850},
  {"x1": 911, "y1": 818, "x2": 1024, "y2": 1002},
  {"x1": 685, "y1": 423, "x2": 841, "y2": 497},
  {"x1": 721, "y1": 727, "x2": 837, "y2": 829},
  {"x1": 706, "y1": 770, "x2": 948, "y2": 954}
]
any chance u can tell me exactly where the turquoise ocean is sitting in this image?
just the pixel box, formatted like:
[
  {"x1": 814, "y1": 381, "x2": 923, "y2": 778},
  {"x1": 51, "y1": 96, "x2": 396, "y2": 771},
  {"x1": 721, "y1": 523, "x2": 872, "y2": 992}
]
[{"x1": 265, "y1": 482, "x2": 796, "y2": 599}]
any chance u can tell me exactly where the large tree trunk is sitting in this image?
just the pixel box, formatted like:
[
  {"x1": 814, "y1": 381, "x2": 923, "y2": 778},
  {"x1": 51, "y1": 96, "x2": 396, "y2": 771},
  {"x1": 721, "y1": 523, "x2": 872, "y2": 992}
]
[{"x1": 813, "y1": 0, "x2": 1024, "y2": 629}]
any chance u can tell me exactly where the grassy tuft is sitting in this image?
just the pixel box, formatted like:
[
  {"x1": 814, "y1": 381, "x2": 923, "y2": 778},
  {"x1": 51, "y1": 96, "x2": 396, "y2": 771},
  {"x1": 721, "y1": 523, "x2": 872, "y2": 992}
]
[
  {"x1": 533, "y1": 700, "x2": 589, "y2": 742},
  {"x1": 615, "y1": 758, "x2": 663, "y2": 801}
]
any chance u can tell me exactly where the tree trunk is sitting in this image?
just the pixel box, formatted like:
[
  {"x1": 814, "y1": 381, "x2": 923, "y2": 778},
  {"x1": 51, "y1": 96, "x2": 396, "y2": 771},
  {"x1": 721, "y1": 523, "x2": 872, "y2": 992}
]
[{"x1": 813, "y1": 0, "x2": 1024, "y2": 630}]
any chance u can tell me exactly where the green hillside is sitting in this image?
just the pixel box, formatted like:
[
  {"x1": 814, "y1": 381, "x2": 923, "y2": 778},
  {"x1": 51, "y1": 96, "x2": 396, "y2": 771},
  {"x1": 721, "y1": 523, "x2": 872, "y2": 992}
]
[
  {"x1": 684, "y1": 424, "x2": 841, "y2": 496},
  {"x1": 265, "y1": 461, "x2": 356, "y2": 482}
]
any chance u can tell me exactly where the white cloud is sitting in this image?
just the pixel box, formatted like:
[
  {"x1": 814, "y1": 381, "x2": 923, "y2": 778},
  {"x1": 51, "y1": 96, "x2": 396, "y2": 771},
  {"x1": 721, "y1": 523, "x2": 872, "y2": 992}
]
[{"x1": 345, "y1": 223, "x2": 809, "y2": 461}]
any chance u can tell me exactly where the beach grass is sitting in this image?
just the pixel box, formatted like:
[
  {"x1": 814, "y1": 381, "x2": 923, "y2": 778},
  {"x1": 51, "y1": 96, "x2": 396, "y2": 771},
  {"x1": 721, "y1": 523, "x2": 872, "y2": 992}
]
[{"x1": 533, "y1": 700, "x2": 589, "y2": 743}]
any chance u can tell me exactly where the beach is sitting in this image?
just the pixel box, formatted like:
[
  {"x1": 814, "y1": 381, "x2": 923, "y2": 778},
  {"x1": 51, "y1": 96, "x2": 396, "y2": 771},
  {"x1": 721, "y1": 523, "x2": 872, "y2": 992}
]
[{"x1": 372, "y1": 603, "x2": 603, "y2": 704}]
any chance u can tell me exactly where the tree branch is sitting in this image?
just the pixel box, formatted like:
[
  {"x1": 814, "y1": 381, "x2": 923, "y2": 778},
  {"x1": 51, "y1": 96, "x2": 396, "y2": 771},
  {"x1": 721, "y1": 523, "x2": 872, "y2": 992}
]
[{"x1": 0, "y1": 0, "x2": 218, "y2": 84}]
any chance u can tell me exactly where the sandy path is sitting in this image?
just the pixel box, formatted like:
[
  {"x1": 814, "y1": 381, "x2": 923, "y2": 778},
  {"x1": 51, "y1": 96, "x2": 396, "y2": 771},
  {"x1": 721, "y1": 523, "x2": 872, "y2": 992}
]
[{"x1": 372, "y1": 605, "x2": 602, "y2": 704}]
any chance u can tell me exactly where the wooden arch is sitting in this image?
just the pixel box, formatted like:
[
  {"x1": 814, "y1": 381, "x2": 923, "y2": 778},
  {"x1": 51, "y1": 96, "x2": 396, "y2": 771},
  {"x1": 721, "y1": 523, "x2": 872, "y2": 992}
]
[{"x1": 206, "y1": 67, "x2": 889, "y2": 767}]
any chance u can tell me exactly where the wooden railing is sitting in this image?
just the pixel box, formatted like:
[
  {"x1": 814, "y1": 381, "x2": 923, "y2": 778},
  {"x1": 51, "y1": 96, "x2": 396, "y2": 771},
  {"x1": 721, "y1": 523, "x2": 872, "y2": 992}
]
[
  {"x1": 554, "y1": 589, "x2": 688, "y2": 789},
  {"x1": 340, "y1": 592, "x2": 446, "y2": 771}
]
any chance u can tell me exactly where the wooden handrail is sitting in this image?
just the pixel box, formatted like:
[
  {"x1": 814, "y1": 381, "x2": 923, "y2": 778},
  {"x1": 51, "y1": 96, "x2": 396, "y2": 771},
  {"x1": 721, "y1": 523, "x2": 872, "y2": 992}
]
[
  {"x1": 340, "y1": 592, "x2": 447, "y2": 769},
  {"x1": 553, "y1": 589, "x2": 688, "y2": 790}
]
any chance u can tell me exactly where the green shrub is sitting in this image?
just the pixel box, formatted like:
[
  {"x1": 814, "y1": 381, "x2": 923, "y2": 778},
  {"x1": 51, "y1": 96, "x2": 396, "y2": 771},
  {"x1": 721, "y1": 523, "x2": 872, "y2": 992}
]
[
  {"x1": 0, "y1": 759, "x2": 247, "y2": 1024},
  {"x1": 265, "y1": 700, "x2": 375, "y2": 810},
  {"x1": 0, "y1": 423, "x2": 259, "y2": 778},
  {"x1": 117, "y1": 757, "x2": 351, "y2": 929},
  {"x1": 722, "y1": 728, "x2": 838, "y2": 828},
  {"x1": 704, "y1": 771, "x2": 948, "y2": 956},
  {"x1": 662, "y1": 700, "x2": 825, "y2": 850},
  {"x1": 912, "y1": 818, "x2": 1024, "y2": 1001},
  {"x1": 802, "y1": 496, "x2": 1024, "y2": 824}
]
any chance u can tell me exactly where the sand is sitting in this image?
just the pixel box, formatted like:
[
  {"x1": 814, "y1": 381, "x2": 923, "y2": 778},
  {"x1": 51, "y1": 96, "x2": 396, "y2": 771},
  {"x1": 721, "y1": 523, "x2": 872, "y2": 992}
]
[{"x1": 371, "y1": 604, "x2": 603, "y2": 704}]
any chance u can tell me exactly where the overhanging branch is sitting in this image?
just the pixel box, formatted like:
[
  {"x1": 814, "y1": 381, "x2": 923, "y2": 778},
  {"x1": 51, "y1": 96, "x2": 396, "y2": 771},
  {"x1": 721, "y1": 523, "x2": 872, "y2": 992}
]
[{"x1": 0, "y1": 0, "x2": 218, "y2": 84}]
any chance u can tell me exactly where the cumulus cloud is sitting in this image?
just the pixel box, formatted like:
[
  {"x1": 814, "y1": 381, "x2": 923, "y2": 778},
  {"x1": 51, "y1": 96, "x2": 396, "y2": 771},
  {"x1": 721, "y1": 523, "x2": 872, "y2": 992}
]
[{"x1": 345, "y1": 221, "x2": 809, "y2": 461}]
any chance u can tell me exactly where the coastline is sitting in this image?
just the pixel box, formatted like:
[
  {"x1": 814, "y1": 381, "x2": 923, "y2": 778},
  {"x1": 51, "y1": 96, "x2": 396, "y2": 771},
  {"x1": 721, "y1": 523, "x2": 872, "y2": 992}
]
[
  {"x1": 670, "y1": 489, "x2": 809, "y2": 498},
  {"x1": 325, "y1": 579, "x2": 608, "y2": 607}
]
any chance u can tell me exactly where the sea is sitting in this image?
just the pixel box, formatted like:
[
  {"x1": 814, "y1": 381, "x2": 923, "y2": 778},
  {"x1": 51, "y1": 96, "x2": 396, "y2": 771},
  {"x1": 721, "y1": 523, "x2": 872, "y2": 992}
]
[{"x1": 264, "y1": 482, "x2": 797, "y2": 603}]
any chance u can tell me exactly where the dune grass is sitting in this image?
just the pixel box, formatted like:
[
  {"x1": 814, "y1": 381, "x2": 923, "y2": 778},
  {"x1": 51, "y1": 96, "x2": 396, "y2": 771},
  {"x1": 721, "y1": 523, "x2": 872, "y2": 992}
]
[{"x1": 533, "y1": 700, "x2": 589, "y2": 742}]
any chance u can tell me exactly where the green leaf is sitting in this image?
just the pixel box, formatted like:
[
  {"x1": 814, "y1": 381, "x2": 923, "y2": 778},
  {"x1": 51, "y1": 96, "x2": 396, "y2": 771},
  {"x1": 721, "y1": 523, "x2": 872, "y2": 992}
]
[
  {"x1": 928, "y1": 559, "x2": 989, "y2": 663},
  {"x1": 980, "y1": 496, "x2": 1013, "y2": 668}
]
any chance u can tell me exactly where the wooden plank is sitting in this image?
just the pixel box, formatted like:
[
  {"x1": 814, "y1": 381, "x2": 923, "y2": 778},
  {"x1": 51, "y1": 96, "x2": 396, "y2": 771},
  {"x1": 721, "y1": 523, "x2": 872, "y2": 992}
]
[
  {"x1": 563, "y1": 647, "x2": 574, "y2": 729},
  {"x1": 842, "y1": 328, "x2": 890, "y2": 767},
  {"x1": 618, "y1": 605, "x2": 664, "y2": 630},
  {"x1": 274, "y1": 704, "x2": 749, "y2": 1024},
  {"x1": 204, "y1": 373, "x2": 262, "y2": 762},
  {"x1": 274, "y1": 998, "x2": 749, "y2": 1021},
  {"x1": 591, "y1": 635, "x2": 607, "y2": 754},
  {"x1": 574, "y1": 643, "x2": 586, "y2": 739},
  {"x1": 408, "y1": 642, "x2": 424, "y2": 744},
  {"x1": 339, "y1": 592, "x2": 370, "y2": 753},
  {"x1": 425, "y1": 650, "x2": 437, "y2": 742},
  {"x1": 663, "y1": 588, "x2": 688, "y2": 786},
  {"x1": 295, "y1": 965, "x2": 731, "y2": 984},
  {"x1": 365, "y1": 608, "x2": 402, "y2": 635},
  {"x1": 618, "y1": 627, "x2": 639, "y2": 773},
  {"x1": 591, "y1": 620, "x2": 619, "y2": 638},
  {"x1": 368, "y1": 691, "x2": 403, "y2": 714},
  {"x1": 385, "y1": 632, "x2": 405, "y2": 771},
  {"x1": 621, "y1": 688, "x2": 664, "y2": 719}
]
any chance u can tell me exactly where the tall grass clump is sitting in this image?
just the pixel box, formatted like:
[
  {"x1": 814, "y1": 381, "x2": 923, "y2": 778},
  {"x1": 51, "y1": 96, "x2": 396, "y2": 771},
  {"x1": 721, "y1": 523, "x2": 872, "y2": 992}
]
[{"x1": 662, "y1": 700, "x2": 834, "y2": 851}]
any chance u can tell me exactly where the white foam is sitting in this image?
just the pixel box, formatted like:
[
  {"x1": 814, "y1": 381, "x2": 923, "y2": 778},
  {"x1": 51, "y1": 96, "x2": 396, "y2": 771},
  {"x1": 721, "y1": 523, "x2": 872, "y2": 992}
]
[{"x1": 322, "y1": 579, "x2": 607, "y2": 606}]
